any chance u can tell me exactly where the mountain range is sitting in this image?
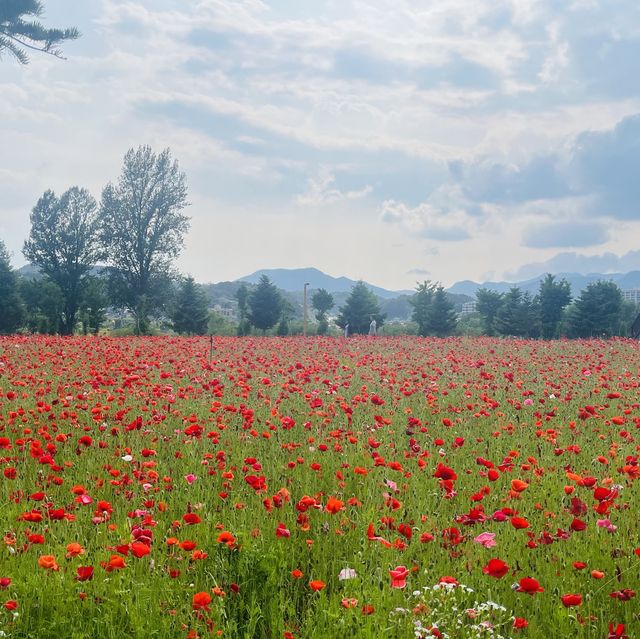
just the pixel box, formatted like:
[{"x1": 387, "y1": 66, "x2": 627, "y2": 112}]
[
  {"x1": 238, "y1": 267, "x2": 640, "y2": 298},
  {"x1": 237, "y1": 267, "x2": 413, "y2": 299}
]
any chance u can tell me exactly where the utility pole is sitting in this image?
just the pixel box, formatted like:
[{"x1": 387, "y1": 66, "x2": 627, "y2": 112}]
[{"x1": 303, "y1": 282, "x2": 310, "y2": 337}]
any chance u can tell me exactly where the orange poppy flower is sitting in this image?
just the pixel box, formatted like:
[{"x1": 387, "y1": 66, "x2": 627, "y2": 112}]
[
  {"x1": 325, "y1": 497, "x2": 344, "y2": 514},
  {"x1": 192, "y1": 591, "x2": 212, "y2": 611},
  {"x1": 66, "y1": 543, "x2": 84, "y2": 558},
  {"x1": 38, "y1": 555, "x2": 59, "y2": 571}
]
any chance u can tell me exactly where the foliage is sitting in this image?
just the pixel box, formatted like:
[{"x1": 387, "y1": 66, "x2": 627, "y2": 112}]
[
  {"x1": 171, "y1": 276, "x2": 210, "y2": 335},
  {"x1": 277, "y1": 298, "x2": 296, "y2": 336},
  {"x1": 0, "y1": 0, "x2": 79, "y2": 64},
  {"x1": 456, "y1": 312, "x2": 484, "y2": 336},
  {"x1": 247, "y1": 275, "x2": 283, "y2": 332},
  {"x1": 23, "y1": 187, "x2": 102, "y2": 335},
  {"x1": 78, "y1": 275, "x2": 109, "y2": 335},
  {"x1": 208, "y1": 311, "x2": 237, "y2": 336},
  {"x1": 475, "y1": 288, "x2": 503, "y2": 336},
  {"x1": 427, "y1": 286, "x2": 458, "y2": 337},
  {"x1": 563, "y1": 280, "x2": 624, "y2": 337},
  {"x1": 0, "y1": 240, "x2": 25, "y2": 333},
  {"x1": 410, "y1": 281, "x2": 457, "y2": 337},
  {"x1": 380, "y1": 321, "x2": 418, "y2": 336},
  {"x1": 410, "y1": 280, "x2": 436, "y2": 336},
  {"x1": 311, "y1": 288, "x2": 334, "y2": 335},
  {"x1": 235, "y1": 283, "x2": 251, "y2": 336},
  {"x1": 494, "y1": 287, "x2": 538, "y2": 337},
  {"x1": 537, "y1": 274, "x2": 572, "y2": 339},
  {"x1": 335, "y1": 280, "x2": 385, "y2": 334},
  {"x1": 98, "y1": 146, "x2": 189, "y2": 334},
  {"x1": 19, "y1": 276, "x2": 63, "y2": 333}
]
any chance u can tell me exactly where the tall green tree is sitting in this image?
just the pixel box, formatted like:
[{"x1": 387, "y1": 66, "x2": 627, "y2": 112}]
[
  {"x1": 427, "y1": 285, "x2": 458, "y2": 337},
  {"x1": 20, "y1": 277, "x2": 63, "y2": 334},
  {"x1": 0, "y1": 0, "x2": 79, "y2": 64},
  {"x1": 336, "y1": 281, "x2": 384, "y2": 334},
  {"x1": 410, "y1": 280, "x2": 436, "y2": 336},
  {"x1": 0, "y1": 240, "x2": 25, "y2": 333},
  {"x1": 311, "y1": 288, "x2": 334, "y2": 335},
  {"x1": 247, "y1": 275, "x2": 283, "y2": 333},
  {"x1": 99, "y1": 146, "x2": 190, "y2": 334},
  {"x1": 537, "y1": 274, "x2": 571, "y2": 339},
  {"x1": 277, "y1": 298, "x2": 295, "y2": 336},
  {"x1": 23, "y1": 187, "x2": 102, "y2": 335},
  {"x1": 236, "y1": 283, "x2": 251, "y2": 336},
  {"x1": 495, "y1": 287, "x2": 537, "y2": 337},
  {"x1": 564, "y1": 281, "x2": 624, "y2": 337},
  {"x1": 171, "y1": 276, "x2": 210, "y2": 335},
  {"x1": 475, "y1": 288, "x2": 503, "y2": 336}
]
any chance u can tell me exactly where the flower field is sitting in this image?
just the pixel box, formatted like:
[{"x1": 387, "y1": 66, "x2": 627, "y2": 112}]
[{"x1": 1, "y1": 335, "x2": 639, "y2": 639}]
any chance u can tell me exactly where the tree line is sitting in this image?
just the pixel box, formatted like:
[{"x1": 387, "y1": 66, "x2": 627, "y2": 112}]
[{"x1": 470, "y1": 276, "x2": 637, "y2": 339}]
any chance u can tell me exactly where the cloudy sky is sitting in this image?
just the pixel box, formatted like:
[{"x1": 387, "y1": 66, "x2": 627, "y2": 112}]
[{"x1": 2, "y1": 0, "x2": 640, "y2": 290}]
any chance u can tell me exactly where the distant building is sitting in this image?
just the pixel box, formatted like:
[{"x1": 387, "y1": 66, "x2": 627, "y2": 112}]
[
  {"x1": 212, "y1": 304, "x2": 237, "y2": 321},
  {"x1": 460, "y1": 301, "x2": 477, "y2": 315},
  {"x1": 622, "y1": 289, "x2": 640, "y2": 304}
]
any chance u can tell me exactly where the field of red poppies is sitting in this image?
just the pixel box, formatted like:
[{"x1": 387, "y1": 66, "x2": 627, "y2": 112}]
[{"x1": 1, "y1": 335, "x2": 639, "y2": 639}]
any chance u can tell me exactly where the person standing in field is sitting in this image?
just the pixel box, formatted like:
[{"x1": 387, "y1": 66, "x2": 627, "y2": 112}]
[
  {"x1": 344, "y1": 322, "x2": 349, "y2": 338},
  {"x1": 368, "y1": 318, "x2": 377, "y2": 336}
]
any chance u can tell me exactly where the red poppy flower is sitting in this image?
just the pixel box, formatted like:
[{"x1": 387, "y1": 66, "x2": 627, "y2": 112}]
[
  {"x1": 517, "y1": 577, "x2": 544, "y2": 594},
  {"x1": 434, "y1": 464, "x2": 457, "y2": 481},
  {"x1": 570, "y1": 518, "x2": 587, "y2": 531},
  {"x1": 511, "y1": 517, "x2": 529, "y2": 529},
  {"x1": 216, "y1": 531, "x2": 236, "y2": 547},
  {"x1": 76, "y1": 566, "x2": 94, "y2": 581},
  {"x1": 609, "y1": 623, "x2": 630, "y2": 639},
  {"x1": 309, "y1": 580, "x2": 325, "y2": 592},
  {"x1": 325, "y1": 497, "x2": 344, "y2": 514},
  {"x1": 192, "y1": 591, "x2": 212, "y2": 611},
  {"x1": 561, "y1": 593, "x2": 582, "y2": 607},
  {"x1": 130, "y1": 542, "x2": 151, "y2": 558},
  {"x1": 483, "y1": 558, "x2": 509, "y2": 579},
  {"x1": 275, "y1": 523, "x2": 291, "y2": 538}
]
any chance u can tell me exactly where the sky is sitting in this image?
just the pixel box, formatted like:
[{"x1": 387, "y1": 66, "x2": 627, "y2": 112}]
[{"x1": 1, "y1": 0, "x2": 640, "y2": 291}]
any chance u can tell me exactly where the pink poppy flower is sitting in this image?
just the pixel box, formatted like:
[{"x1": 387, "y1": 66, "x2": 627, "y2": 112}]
[
  {"x1": 389, "y1": 566, "x2": 409, "y2": 589},
  {"x1": 474, "y1": 532, "x2": 497, "y2": 548}
]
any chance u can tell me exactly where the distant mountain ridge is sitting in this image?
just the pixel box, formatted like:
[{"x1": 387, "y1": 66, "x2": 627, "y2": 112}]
[
  {"x1": 237, "y1": 267, "x2": 640, "y2": 299},
  {"x1": 448, "y1": 271, "x2": 640, "y2": 297},
  {"x1": 237, "y1": 267, "x2": 413, "y2": 299}
]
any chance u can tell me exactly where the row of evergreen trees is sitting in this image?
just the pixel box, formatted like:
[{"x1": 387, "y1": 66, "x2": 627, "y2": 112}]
[{"x1": 472, "y1": 275, "x2": 636, "y2": 338}]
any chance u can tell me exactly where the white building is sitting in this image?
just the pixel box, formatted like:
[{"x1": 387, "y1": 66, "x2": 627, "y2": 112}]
[
  {"x1": 212, "y1": 305, "x2": 237, "y2": 321},
  {"x1": 622, "y1": 290, "x2": 640, "y2": 304}
]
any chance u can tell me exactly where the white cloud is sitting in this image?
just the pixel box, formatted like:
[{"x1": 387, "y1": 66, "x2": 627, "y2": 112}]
[{"x1": 296, "y1": 169, "x2": 372, "y2": 206}]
